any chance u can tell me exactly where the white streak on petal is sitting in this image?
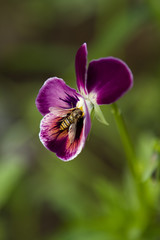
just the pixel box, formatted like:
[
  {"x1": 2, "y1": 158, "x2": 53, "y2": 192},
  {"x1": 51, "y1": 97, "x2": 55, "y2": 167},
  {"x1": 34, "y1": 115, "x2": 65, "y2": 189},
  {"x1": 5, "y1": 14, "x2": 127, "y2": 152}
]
[{"x1": 88, "y1": 92, "x2": 97, "y2": 105}]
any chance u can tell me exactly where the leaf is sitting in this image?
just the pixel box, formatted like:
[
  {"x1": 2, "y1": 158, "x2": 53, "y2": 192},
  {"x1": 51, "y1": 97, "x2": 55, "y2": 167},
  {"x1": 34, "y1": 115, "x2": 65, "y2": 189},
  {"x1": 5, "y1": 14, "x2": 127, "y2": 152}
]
[{"x1": 94, "y1": 104, "x2": 109, "y2": 126}]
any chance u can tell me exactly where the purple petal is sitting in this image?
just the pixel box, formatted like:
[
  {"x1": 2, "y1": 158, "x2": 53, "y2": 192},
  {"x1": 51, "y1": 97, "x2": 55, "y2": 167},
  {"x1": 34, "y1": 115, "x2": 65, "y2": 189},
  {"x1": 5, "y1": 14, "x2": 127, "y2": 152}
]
[
  {"x1": 75, "y1": 43, "x2": 88, "y2": 95},
  {"x1": 86, "y1": 57, "x2": 133, "y2": 105},
  {"x1": 39, "y1": 103, "x2": 91, "y2": 161},
  {"x1": 36, "y1": 77, "x2": 80, "y2": 116}
]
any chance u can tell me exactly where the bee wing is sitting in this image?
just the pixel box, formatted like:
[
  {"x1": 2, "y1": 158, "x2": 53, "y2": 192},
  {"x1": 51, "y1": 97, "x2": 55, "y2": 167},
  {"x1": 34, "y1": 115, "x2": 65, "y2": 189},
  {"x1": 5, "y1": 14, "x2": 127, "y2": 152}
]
[
  {"x1": 68, "y1": 121, "x2": 77, "y2": 144},
  {"x1": 49, "y1": 107, "x2": 73, "y2": 117}
]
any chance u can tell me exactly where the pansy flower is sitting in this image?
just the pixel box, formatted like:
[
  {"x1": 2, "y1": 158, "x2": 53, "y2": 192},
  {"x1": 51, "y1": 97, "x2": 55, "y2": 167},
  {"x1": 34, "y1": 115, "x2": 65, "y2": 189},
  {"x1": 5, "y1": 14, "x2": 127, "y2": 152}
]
[{"x1": 36, "y1": 43, "x2": 133, "y2": 161}]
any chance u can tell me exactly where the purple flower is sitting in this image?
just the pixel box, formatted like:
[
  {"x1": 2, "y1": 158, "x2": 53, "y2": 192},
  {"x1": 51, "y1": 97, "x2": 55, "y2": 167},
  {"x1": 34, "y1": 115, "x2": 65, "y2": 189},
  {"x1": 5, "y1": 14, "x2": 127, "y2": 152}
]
[{"x1": 36, "y1": 43, "x2": 133, "y2": 161}]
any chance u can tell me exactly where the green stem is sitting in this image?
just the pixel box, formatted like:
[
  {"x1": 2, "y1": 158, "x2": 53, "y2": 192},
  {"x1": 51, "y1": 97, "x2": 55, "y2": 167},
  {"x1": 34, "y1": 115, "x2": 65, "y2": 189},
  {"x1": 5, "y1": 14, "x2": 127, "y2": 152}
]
[{"x1": 111, "y1": 103, "x2": 137, "y2": 177}]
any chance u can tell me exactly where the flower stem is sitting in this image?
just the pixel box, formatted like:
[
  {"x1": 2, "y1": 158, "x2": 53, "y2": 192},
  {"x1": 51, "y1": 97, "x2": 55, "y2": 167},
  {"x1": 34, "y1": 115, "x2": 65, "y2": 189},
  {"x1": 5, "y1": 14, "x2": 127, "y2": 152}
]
[{"x1": 111, "y1": 103, "x2": 137, "y2": 177}]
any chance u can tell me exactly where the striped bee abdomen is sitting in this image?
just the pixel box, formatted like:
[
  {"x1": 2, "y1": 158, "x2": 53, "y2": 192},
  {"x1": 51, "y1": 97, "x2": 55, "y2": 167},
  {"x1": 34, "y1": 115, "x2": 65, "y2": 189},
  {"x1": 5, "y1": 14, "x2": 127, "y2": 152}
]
[{"x1": 60, "y1": 116, "x2": 73, "y2": 131}]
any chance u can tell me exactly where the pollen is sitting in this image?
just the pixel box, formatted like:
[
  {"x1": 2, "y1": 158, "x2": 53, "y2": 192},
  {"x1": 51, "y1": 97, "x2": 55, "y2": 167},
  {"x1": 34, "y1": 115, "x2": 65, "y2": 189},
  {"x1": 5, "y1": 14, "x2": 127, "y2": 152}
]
[{"x1": 79, "y1": 106, "x2": 84, "y2": 117}]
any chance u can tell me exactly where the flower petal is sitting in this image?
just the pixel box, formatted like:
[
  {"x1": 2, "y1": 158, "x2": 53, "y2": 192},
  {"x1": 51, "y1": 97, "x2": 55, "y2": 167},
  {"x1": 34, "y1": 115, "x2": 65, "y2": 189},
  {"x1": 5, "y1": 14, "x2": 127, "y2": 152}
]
[
  {"x1": 39, "y1": 104, "x2": 91, "y2": 161},
  {"x1": 75, "y1": 43, "x2": 88, "y2": 95},
  {"x1": 36, "y1": 77, "x2": 80, "y2": 116},
  {"x1": 87, "y1": 57, "x2": 133, "y2": 105}
]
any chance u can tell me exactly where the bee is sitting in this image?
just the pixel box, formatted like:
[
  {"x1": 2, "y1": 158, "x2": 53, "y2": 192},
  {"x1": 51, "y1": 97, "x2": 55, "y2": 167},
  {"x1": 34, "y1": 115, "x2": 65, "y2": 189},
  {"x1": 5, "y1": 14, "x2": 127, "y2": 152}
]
[{"x1": 49, "y1": 107, "x2": 84, "y2": 143}]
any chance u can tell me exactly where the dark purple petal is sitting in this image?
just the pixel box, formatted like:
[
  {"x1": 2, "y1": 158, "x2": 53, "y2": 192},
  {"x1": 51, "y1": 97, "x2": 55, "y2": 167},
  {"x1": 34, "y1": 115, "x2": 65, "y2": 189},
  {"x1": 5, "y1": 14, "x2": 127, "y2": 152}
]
[
  {"x1": 75, "y1": 43, "x2": 88, "y2": 95},
  {"x1": 39, "y1": 104, "x2": 91, "y2": 161},
  {"x1": 86, "y1": 57, "x2": 133, "y2": 105},
  {"x1": 36, "y1": 77, "x2": 80, "y2": 116}
]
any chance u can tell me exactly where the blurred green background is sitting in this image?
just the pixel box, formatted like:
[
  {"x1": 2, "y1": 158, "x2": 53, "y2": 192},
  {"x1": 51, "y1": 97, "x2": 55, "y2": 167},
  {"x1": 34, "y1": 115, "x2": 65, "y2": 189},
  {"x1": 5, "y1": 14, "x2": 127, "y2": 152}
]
[{"x1": 1, "y1": 0, "x2": 160, "y2": 239}]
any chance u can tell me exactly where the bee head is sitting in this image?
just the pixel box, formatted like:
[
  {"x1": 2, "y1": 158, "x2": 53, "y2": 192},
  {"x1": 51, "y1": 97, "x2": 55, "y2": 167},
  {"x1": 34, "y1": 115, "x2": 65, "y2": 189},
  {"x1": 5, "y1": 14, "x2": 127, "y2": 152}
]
[{"x1": 73, "y1": 108, "x2": 83, "y2": 118}]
